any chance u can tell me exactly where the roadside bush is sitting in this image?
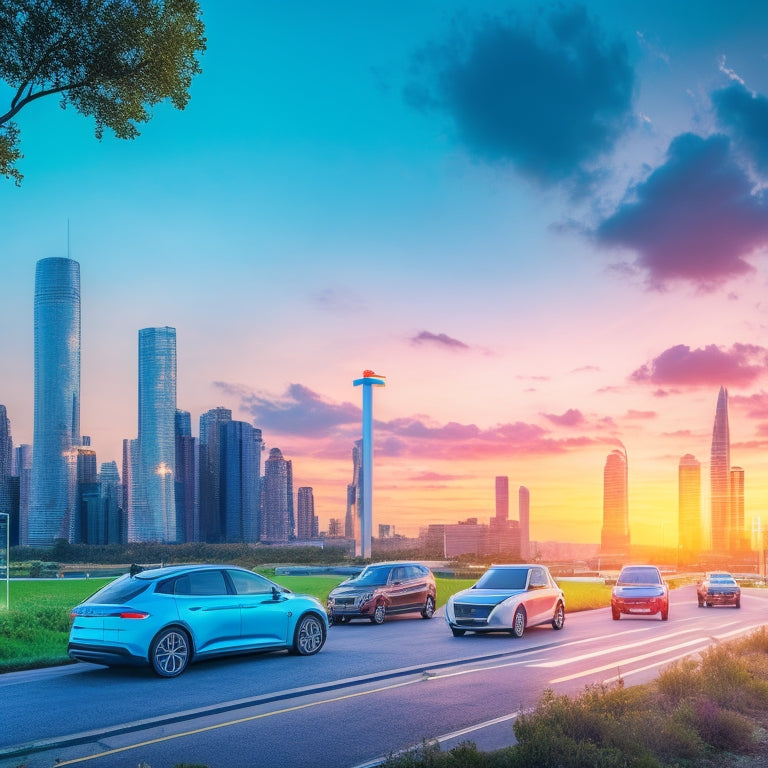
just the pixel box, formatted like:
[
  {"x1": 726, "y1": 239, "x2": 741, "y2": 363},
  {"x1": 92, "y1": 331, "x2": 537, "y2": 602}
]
[{"x1": 691, "y1": 700, "x2": 755, "y2": 752}]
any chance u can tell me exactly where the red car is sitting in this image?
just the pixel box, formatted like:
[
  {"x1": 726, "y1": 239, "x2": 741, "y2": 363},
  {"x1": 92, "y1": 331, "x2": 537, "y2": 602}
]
[
  {"x1": 611, "y1": 565, "x2": 669, "y2": 621},
  {"x1": 697, "y1": 572, "x2": 740, "y2": 608}
]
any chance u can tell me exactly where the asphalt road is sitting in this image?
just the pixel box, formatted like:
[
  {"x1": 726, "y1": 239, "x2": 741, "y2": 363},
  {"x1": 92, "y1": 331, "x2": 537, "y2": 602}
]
[{"x1": 2, "y1": 584, "x2": 766, "y2": 768}]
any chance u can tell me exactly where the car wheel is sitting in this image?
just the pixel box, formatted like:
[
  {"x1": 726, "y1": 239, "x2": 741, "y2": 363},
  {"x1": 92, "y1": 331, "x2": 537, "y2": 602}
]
[
  {"x1": 292, "y1": 613, "x2": 325, "y2": 655},
  {"x1": 661, "y1": 604, "x2": 669, "y2": 621},
  {"x1": 735, "y1": 599, "x2": 741, "y2": 609},
  {"x1": 371, "y1": 603, "x2": 386, "y2": 625},
  {"x1": 421, "y1": 595, "x2": 435, "y2": 619},
  {"x1": 552, "y1": 601, "x2": 565, "y2": 630},
  {"x1": 150, "y1": 628, "x2": 190, "y2": 678},
  {"x1": 511, "y1": 606, "x2": 526, "y2": 638},
  {"x1": 611, "y1": 608, "x2": 620, "y2": 621},
  {"x1": 451, "y1": 627, "x2": 466, "y2": 637}
]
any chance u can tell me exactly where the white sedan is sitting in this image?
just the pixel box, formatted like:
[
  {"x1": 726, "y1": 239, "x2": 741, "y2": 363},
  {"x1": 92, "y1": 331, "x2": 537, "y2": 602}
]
[{"x1": 445, "y1": 564, "x2": 565, "y2": 638}]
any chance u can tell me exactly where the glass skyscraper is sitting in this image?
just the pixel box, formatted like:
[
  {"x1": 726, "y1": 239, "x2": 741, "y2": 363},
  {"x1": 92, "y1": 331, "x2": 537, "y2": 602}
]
[
  {"x1": 261, "y1": 447, "x2": 293, "y2": 542},
  {"x1": 600, "y1": 446, "x2": 629, "y2": 561},
  {"x1": 710, "y1": 386, "x2": 731, "y2": 553},
  {"x1": 221, "y1": 420, "x2": 261, "y2": 542},
  {"x1": 136, "y1": 326, "x2": 177, "y2": 542},
  {"x1": 29, "y1": 257, "x2": 81, "y2": 546}
]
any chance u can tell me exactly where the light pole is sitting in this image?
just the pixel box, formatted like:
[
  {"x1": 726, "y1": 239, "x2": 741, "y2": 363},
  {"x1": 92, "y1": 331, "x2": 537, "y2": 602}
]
[{"x1": 353, "y1": 370, "x2": 386, "y2": 559}]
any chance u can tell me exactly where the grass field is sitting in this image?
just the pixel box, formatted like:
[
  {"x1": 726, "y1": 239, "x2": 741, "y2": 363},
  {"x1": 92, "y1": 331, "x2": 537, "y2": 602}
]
[{"x1": 0, "y1": 573, "x2": 612, "y2": 674}]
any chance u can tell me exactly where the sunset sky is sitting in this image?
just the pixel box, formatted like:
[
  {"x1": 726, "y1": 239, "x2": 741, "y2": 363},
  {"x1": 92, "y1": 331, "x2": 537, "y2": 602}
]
[{"x1": 4, "y1": 1, "x2": 768, "y2": 545}]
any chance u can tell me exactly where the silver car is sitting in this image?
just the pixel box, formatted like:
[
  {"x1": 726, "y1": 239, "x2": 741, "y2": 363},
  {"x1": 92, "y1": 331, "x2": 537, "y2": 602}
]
[{"x1": 445, "y1": 564, "x2": 565, "y2": 637}]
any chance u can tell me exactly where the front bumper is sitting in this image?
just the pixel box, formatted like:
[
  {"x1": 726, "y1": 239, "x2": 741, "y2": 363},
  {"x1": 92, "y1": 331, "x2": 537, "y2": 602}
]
[{"x1": 612, "y1": 597, "x2": 665, "y2": 615}]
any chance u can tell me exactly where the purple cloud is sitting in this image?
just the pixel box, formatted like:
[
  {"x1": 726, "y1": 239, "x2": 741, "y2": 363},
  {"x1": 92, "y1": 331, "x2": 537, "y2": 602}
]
[
  {"x1": 410, "y1": 331, "x2": 470, "y2": 350},
  {"x1": 597, "y1": 133, "x2": 768, "y2": 290},
  {"x1": 630, "y1": 343, "x2": 768, "y2": 387},
  {"x1": 543, "y1": 409, "x2": 585, "y2": 427},
  {"x1": 713, "y1": 83, "x2": 768, "y2": 175}
]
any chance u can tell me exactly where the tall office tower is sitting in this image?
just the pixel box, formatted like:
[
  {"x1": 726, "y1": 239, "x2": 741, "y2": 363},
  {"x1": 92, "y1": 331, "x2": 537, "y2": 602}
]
[
  {"x1": 261, "y1": 447, "x2": 293, "y2": 542},
  {"x1": 678, "y1": 454, "x2": 702, "y2": 563},
  {"x1": 600, "y1": 446, "x2": 630, "y2": 560},
  {"x1": 710, "y1": 386, "x2": 731, "y2": 553},
  {"x1": 175, "y1": 409, "x2": 199, "y2": 543},
  {"x1": 76, "y1": 447, "x2": 100, "y2": 543},
  {"x1": 0, "y1": 405, "x2": 11, "y2": 516},
  {"x1": 14, "y1": 444, "x2": 32, "y2": 545},
  {"x1": 136, "y1": 327, "x2": 178, "y2": 542},
  {"x1": 730, "y1": 466, "x2": 745, "y2": 552},
  {"x1": 519, "y1": 485, "x2": 530, "y2": 560},
  {"x1": 495, "y1": 476, "x2": 509, "y2": 523},
  {"x1": 199, "y1": 407, "x2": 232, "y2": 542},
  {"x1": 220, "y1": 420, "x2": 261, "y2": 542},
  {"x1": 297, "y1": 487, "x2": 316, "y2": 539},
  {"x1": 345, "y1": 440, "x2": 362, "y2": 539},
  {"x1": 29, "y1": 257, "x2": 81, "y2": 546},
  {"x1": 99, "y1": 461, "x2": 122, "y2": 544}
]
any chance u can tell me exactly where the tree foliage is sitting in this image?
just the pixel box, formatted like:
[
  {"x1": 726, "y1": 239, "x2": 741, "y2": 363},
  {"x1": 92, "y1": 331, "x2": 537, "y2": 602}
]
[{"x1": 0, "y1": 0, "x2": 206, "y2": 184}]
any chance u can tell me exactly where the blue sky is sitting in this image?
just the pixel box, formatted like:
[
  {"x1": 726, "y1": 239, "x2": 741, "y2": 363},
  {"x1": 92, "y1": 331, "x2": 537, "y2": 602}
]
[{"x1": 4, "y1": 1, "x2": 768, "y2": 542}]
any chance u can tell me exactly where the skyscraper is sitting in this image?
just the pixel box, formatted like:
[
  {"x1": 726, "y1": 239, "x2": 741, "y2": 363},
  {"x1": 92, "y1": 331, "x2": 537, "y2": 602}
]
[
  {"x1": 220, "y1": 420, "x2": 261, "y2": 542},
  {"x1": 29, "y1": 257, "x2": 81, "y2": 546},
  {"x1": 519, "y1": 485, "x2": 530, "y2": 560},
  {"x1": 297, "y1": 487, "x2": 316, "y2": 539},
  {"x1": 710, "y1": 386, "x2": 731, "y2": 553},
  {"x1": 99, "y1": 461, "x2": 122, "y2": 544},
  {"x1": 175, "y1": 409, "x2": 198, "y2": 543},
  {"x1": 495, "y1": 476, "x2": 509, "y2": 522},
  {"x1": 600, "y1": 446, "x2": 629, "y2": 560},
  {"x1": 0, "y1": 405, "x2": 11, "y2": 517},
  {"x1": 730, "y1": 466, "x2": 745, "y2": 552},
  {"x1": 135, "y1": 327, "x2": 177, "y2": 542},
  {"x1": 14, "y1": 444, "x2": 32, "y2": 546},
  {"x1": 261, "y1": 447, "x2": 293, "y2": 542},
  {"x1": 678, "y1": 454, "x2": 702, "y2": 563},
  {"x1": 199, "y1": 407, "x2": 231, "y2": 542}
]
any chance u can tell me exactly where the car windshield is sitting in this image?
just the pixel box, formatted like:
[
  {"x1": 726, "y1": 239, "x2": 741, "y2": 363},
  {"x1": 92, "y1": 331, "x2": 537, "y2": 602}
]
[
  {"x1": 710, "y1": 577, "x2": 736, "y2": 584},
  {"x1": 474, "y1": 568, "x2": 529, "y2": 591},
  {"x1": 349, "y1": 567, "x2": 390, "y2": 586},
  {"x1": 82, "y1": 573, "x2": 153, "y2": 604},
  {"x1": 617, "y1": 568, "x2": 661, "y2": 585}
]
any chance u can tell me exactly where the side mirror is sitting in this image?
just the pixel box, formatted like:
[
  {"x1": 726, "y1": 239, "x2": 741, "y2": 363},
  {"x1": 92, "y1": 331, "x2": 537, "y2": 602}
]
[{"x1": 271, "y1": 586, "x2": 281, "y2": 601}]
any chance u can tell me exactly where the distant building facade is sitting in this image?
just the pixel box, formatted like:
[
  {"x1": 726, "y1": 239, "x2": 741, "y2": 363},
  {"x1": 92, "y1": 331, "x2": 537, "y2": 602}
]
[
  {"x1": 600, "y1": 446, "x2": 629, "y2": 562},
  {"x1": 29, "y1": 257, "x2": 81, "y2": 545},
  {"x1": 220, "y1": 420, "x2": 262, "y2": 542},
  {"x1": 261, "y1": 447, "x2": 293, "y2": 542},
  {"x1": 710, "y1": 386, "x2": 731, "y2": 553},
  {"x1": 678, "y1": 454, "x2": 701, "y2": 563},
  {"x1": 297, "y1": 486, "x2": 317, "y2": 539},
  {"x1": 198, "y1": 407, "x2": 231, "y2": 542}
]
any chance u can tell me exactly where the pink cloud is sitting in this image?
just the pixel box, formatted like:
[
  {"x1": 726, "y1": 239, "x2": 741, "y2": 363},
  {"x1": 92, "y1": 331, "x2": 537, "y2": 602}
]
[
  {"x1": 543, "y1": 408, "x2": 585, "y2": 427},
  {"x1": 630, "y1": 343, "x2": 768, "y2": 387}
]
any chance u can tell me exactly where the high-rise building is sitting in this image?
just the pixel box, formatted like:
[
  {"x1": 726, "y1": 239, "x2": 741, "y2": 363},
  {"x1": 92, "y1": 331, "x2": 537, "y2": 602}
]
[
  {"x1": 199, "y1": 407, "x2": 232, "y2": 542},
  {"x1": 678, "y1": 454, "x2": 702, "y2": 563},
  {"x1": 345, "y1": 440, "x2": 362, "y2": 539},
  {"x1": 135, "y1": 327, "x2": 177, "y2": 542},
  {"x1": 710, "y1": 386, "x2": 731, "y2": 553},
  {"x1": 77, "y1": 447, "x2": 100, "y2": 543},
  {"x1": 600, "y1": 446, "x2": 629, "y2": 561},
  {"x1": 261, "y1": 447, "x2": 293, "y2": 542},
  {"x1": 29, "y1": 257, "x2": 81, "y2": 545},
  {"x1": 730, "y1": 466, "x2": 745, "y2": 552},
  {"x1": 99, "y1": 461, "x2": 122, "y2": 544},
  {"x1": 14, "y1": 444, "x2": 32, "y2": 546},
  {"x1": 0, "y1": 405, "x2": 12, "y2": 517},
  {"x1": 220, "y1": 420, "x2": 261, "y2": 542},
  {"x1": 175, "y1": 409, "x2": 198, "y2": 543},
  {"x1": 297, "y1": 486, "x2": 316, "y2": 539},
  {"x1": 495, "y1": 476, "x2": 509, "y2": 522},
  {"x1": 519, "y1": 485, "x2": 530, "y2": 560}
]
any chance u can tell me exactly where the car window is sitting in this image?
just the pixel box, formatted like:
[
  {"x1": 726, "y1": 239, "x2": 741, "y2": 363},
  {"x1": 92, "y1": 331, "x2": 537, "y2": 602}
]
[
  {"x1": 474, "y1": 568, "x2": 529, "y2": 590},
  {"x1": 405, "y1": 566, "x2": 424, "y2": 580},
  {"x1": 83, "y1": 574, "x2": 152, "y2": 604},
  {"x1": 227, "y1": 569, "x2": 275, "y2": 595},
  {"x1": 529, "y1": 568, "x2": 548, "y2": 589},
  {"x1": 175, "y1": 570, "x2": 230, "y2": 596},
  {"x1": 352, "y1": 567, "x2": 389, "y2": 586},
  {"x1": 617, "y1": 568, "x2": 661, "y2": 585},
  {"x1": 390, "y1": 567, "x2": 406, "y2": 582}
]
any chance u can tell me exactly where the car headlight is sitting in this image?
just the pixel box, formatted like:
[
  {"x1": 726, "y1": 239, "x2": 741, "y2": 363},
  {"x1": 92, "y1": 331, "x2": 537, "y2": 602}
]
[{"x1": 358, "y1": 592, "x2": 374, "y2": 605}]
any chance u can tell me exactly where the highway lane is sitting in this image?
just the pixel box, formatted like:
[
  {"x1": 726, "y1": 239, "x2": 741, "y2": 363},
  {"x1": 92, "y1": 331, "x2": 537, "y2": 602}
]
[{"x1": 2, "y1": 584, "x2": 767, "y2": 767}]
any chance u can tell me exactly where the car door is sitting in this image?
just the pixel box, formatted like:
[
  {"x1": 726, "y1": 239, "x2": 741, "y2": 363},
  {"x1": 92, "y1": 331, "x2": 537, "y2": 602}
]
[
  {"x1": 402, "y1": 565, "x2": 428, "y2": 610},
  {"x1": 173, "y1": 569, "x2": 241, "y2": 654},
  {"x1": 526, "y1": 567, "x2": 555, "y2": 625},
  {"x1": 227, "y1": 569, "x2": 291, "y2": 647},
  {"x1": 386, "y1": 567, "x2": 410, "y2": 611}
]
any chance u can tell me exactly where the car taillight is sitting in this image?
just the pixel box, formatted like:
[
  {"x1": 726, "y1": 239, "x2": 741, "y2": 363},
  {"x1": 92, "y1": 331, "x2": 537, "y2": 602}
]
[{"x1": 119, "y1": 611, "x2": 150, "y2": 619}]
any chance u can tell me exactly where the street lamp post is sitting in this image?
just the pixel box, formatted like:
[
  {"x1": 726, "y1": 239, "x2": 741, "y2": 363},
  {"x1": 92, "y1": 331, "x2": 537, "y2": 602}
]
[{"x1": 353, "y1": 370, "x2": 386, "y2": 559}]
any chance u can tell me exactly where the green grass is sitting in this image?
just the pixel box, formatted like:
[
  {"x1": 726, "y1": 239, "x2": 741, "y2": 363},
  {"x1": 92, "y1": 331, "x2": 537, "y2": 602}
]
[{"x1": 0, "y1": 574, "x2": 612, "y2": 674}]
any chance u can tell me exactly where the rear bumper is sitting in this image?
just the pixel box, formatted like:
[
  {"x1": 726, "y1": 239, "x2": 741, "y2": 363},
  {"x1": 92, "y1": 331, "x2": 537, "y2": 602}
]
[
  {"x1": 68, "y1": 642, "x2": 147, "y2": 667},
  {"x1": 612, "y1": 597, "x2": 666, "y2": 615}
]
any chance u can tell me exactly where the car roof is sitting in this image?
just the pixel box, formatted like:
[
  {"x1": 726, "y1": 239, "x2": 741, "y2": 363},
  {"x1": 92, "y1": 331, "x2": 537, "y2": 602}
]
[
  {"x1": 133, "y1": 563, "x2": 245, "y2": 580},
  {"x1": 487, "y1": 564, "x2": 541, "y2": 569},
  {"x1": 363, "y1": 561, "x2": 428, "y2": 568}
]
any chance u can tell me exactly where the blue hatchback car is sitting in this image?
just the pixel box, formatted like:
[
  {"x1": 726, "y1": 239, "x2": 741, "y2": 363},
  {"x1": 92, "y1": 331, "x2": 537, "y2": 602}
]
[{"x1": 68, "y1": 564, "x2": 328, "y2": 677}]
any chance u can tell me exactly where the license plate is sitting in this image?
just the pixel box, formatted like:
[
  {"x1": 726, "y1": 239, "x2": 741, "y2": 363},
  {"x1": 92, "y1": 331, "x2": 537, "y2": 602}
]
[{"x1": 629, "y1": 608, "x2": 651, "y2": 613}]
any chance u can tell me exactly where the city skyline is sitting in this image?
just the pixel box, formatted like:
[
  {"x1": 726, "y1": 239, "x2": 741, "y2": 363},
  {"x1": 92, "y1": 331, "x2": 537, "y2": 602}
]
[{"x1": 5, "y1": 2, "x2": 768, "y2": 544}]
